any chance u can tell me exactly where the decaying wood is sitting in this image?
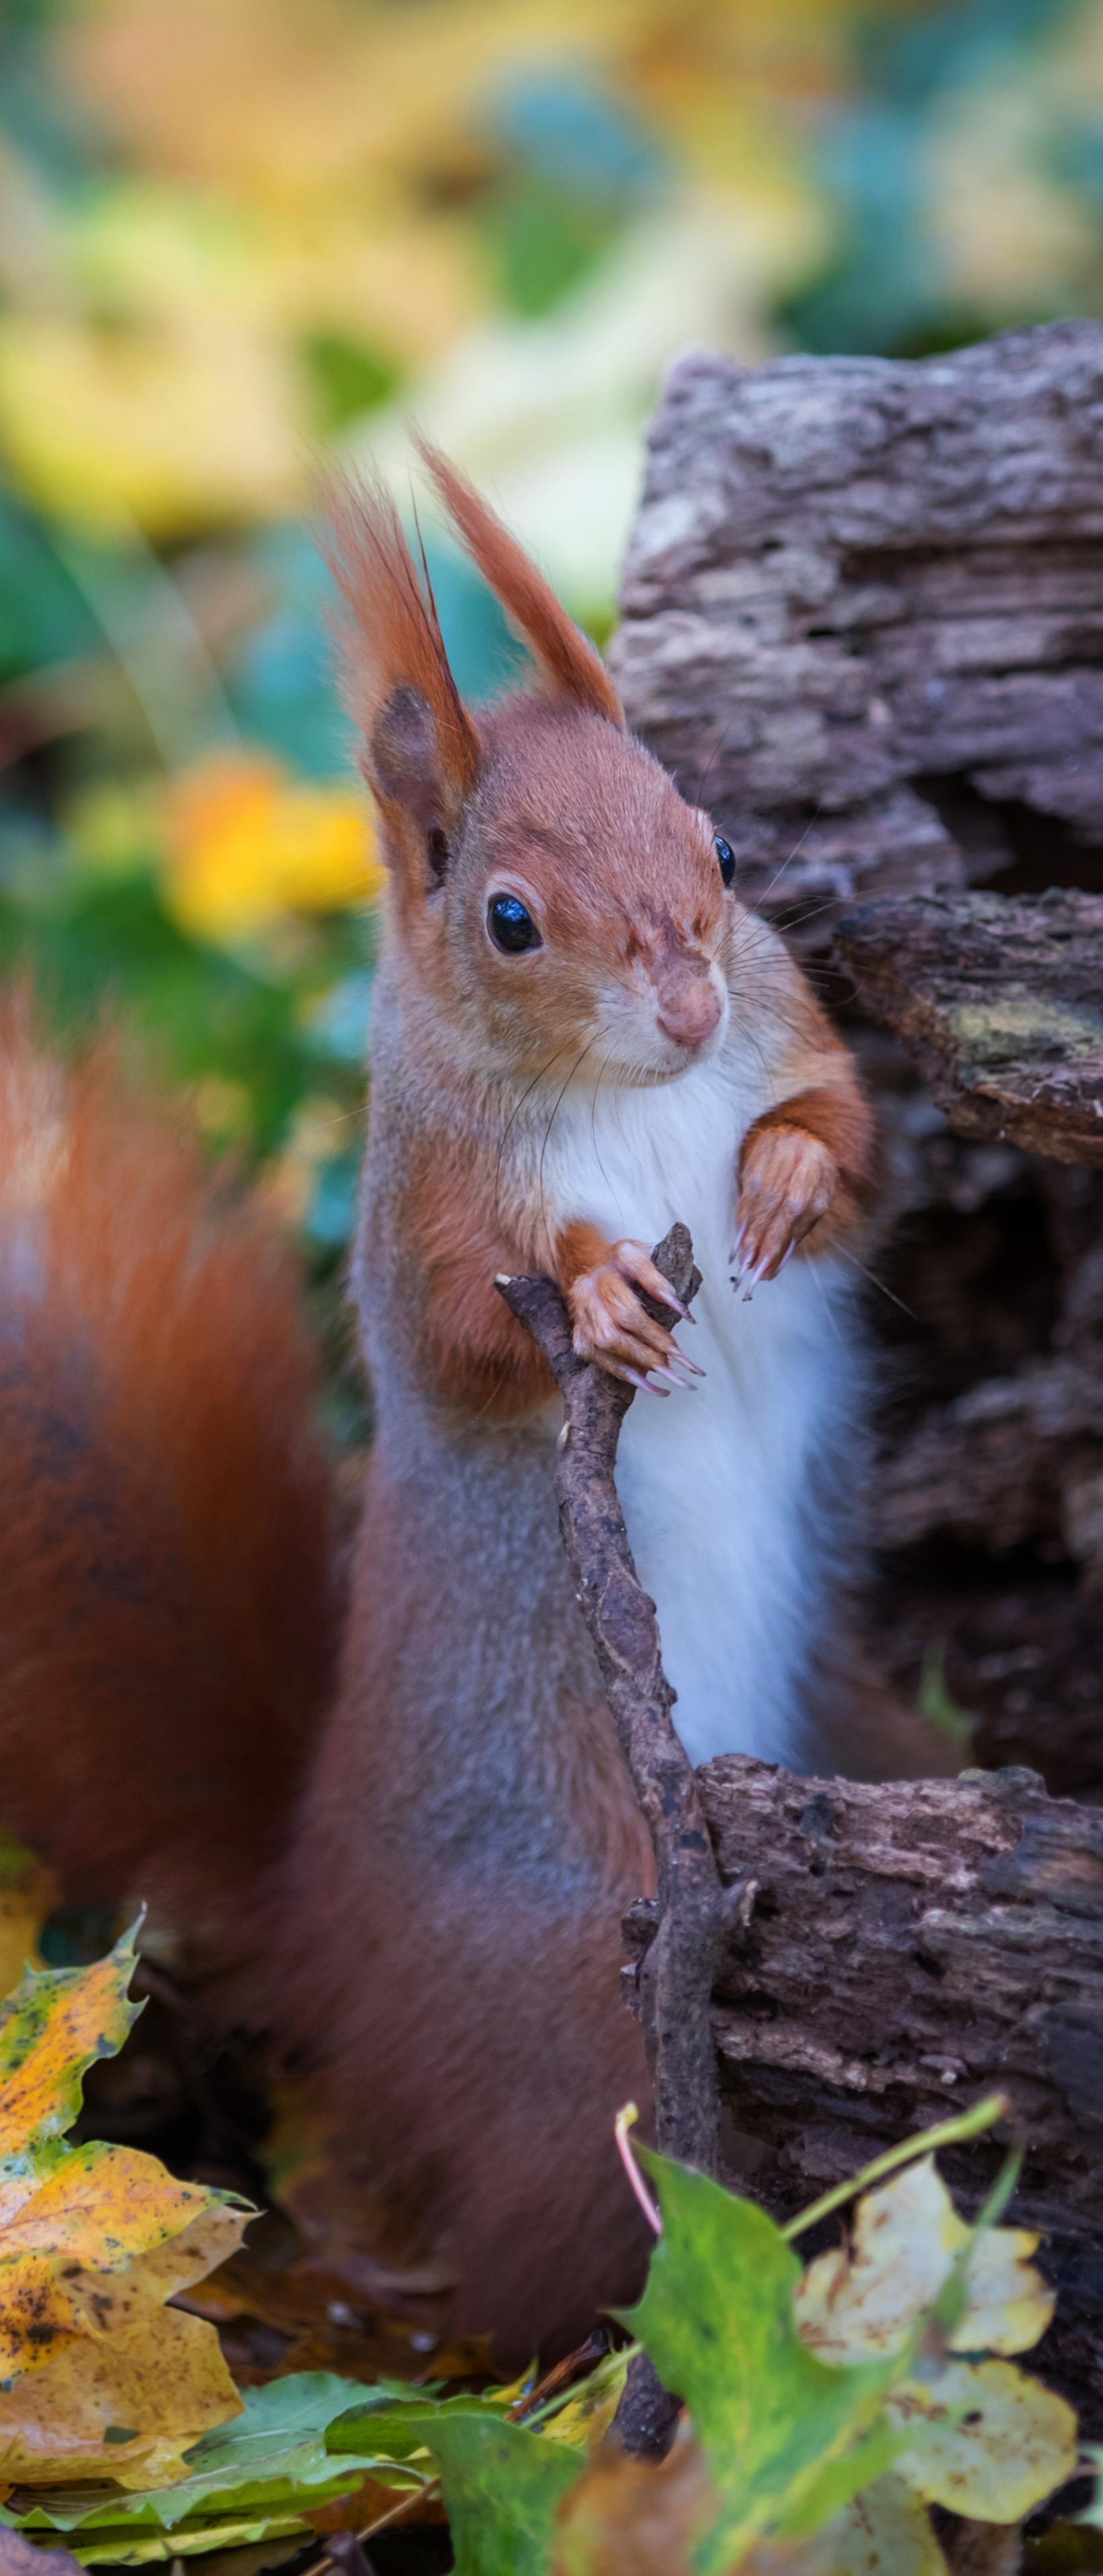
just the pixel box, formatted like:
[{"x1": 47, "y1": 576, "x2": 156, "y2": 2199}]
[
  {"x1": 496, "y1": 1228, "x2": 724, "y2": 2180},
  {"x1": 633, "y1": 1751, "x2": 1103, "y2": 2422},
  {"x1": 835, "y1": 889, "x2": 1103, "y2": 1167},
  {"x1": 501, "y1": 1254, "x2": 1103, "y2": 2422},
  {"x1": 611, "y1": 321, "x2": 1103, "y2": 937},
  {"x1": 878, "y1": 1354, "x2": 1103, "y2": 1575},
  {"x1": 680, "y1": 1755, "x2": 1103, "y2": 2228}
]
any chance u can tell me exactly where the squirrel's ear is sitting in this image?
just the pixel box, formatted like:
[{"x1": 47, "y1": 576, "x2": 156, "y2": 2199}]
[
  {"x1": 323, "y1": 474, "x2": 480, "y2": 892},
  {"x1": 414, "y1": 437, "x2": 625, "y2": 729}
]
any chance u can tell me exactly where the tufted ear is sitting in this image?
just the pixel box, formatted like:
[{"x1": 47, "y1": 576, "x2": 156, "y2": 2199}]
[
  {"x1": 323, "y1": 474, "x2": 481, "y2": 896},
  {"x1": 414, "y1": 436, "x2": 625, "y2": 728}
]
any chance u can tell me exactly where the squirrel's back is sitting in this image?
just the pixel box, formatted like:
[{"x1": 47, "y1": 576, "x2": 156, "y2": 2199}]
[{"x1": 0, "y1": 993, "x2": 341, "y2": 1960}]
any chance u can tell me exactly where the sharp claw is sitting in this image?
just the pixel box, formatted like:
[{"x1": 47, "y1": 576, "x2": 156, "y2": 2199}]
[
  {"x1": 622, "y1": 1366, "x2": 668, "y2": 1397},
  {"x1": 649, "y1": 1362, "x2": 697, "y2": 1393},
  {"x1": 741, "y1": 1251, "x2": 774, "y2": 1301},
  {"x1": 643, "y1": 1279, "x2": 690, "y2": 1321},
  {"x1": 671, "y1": 1347, "x2": 705, "y2": 1377}
]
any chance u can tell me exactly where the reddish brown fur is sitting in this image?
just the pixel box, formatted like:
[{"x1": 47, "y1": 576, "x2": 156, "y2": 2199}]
[
  {"x1": 556, "y1": 1220, "x2": 616, "y2": 1291},
  {"x1": 0, "y1": 448, "x2": 911, "y2": 2371},
  {"x1": 415, "y1": 439, "x2": 625, "y2": 727},
  {"x1": 0, "y1": 996, "x2": 340, "y2": 1957},
  {"x1": 742, "y1": 1084, "x2": 878, "y2": 1196},
  {"x1": 324, "y1": 472, "x2": 482, "y2": 932},
  {"x1": 408, "y1": 1150, "x2": 556, "y2": 1419},
  {"x1": 740, "y1": 1081, "x2": 880, "y2": 1261}
]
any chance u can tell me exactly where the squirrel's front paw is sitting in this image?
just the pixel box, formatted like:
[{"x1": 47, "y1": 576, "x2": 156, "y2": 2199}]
[
  {"x1": 733, "y1": 1127, "x2": 837, "y2": 1295},
  {"x1": 567, "y1": 1238, "x2": 703, "y2": 1396}
]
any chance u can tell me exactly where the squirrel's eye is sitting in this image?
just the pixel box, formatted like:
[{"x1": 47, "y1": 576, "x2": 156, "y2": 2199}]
[
  {"x1": 715, "y1": 835, "x2": 735, "y2": 889},
  {"x1": 487, "y1": 893, "x2": 541, "y2": 954}
]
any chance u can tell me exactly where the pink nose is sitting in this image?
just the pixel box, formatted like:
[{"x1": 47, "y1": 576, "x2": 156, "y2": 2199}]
[{"x1": 655, "y1": 971, "x2": 723, "y2": 1049}]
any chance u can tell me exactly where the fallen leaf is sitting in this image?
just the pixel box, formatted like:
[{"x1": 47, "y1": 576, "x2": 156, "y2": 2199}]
[
  {"x1": 403, "y1": 2409, "x2": 582, "y2": 2576},
  {"x1": 0, "y1": 1929, "x2": 246, "y2": 2485},
  {"x1": 551, "y1": 2426, "x2": 723, "y2": 2576},
  {"x1": 822, "y1": 2472, "x2": 948, "y2": 2575},
  {"x1": 1, "y1": 2373, "x2": 421, "y2": 2563},
  {"x1": 0, "y1": 2528, "x2": 82, "y2": 2576},
  {"x1": 178, "y1": 2242, "x2": 494, "y2": 2389},
  {"x1": 0, "y1": 1835, "x2": 58, "y2": 2008},
  {"x1": 0, "y1": 1941, "x2": 140, "y2": 2215},
  {"x1": 619, "y1": 2151, "x2": 902, "y2": 2573},
  {"x1": 888, "y1": 2358, "x2": 1077, "y2": 2522},
  {"x1": 533, "y1": 2351, "x2": 629, "y2": 2451},
  {"x1": 794, "y1": 2161, "x2": 1053, "y2": 2369}
]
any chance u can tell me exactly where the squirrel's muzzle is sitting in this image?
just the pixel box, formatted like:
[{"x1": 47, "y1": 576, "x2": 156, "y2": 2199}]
[{"x1": 652, "y1": 961, "x2": 723, "y2": 1050}]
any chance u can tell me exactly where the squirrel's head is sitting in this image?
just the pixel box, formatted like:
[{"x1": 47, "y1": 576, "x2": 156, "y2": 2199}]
[{"x1": 327, "y1": 441, "x2": 735, "y2": 1087}]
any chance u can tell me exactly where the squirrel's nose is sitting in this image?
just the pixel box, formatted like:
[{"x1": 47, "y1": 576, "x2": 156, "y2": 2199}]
[{"x1": 654, "y1": 968, "x2": 723, "y2": 1050}]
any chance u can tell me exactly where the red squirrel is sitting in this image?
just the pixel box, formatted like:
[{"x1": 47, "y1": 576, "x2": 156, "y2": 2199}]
[{"x1": 0, "y1": 442, "x2": 890, "y2": 2363}]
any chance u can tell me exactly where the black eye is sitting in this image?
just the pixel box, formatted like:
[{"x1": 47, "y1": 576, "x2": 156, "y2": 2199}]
[
  {"x1": 487, "y1": 893, "x2": 541, "y2": 954},
  {"x1": 715, "y1": 835, "x2": 735, "y2": 888}
]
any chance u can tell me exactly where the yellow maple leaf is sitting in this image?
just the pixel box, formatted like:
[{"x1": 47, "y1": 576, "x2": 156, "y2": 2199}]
[
  {"x1": 161, "y1": 752, "x2": 383, "y2": 948},
  {"x1": 0, "y1": 1832, "x2": 58, "y2": 2007},
  {"x1": 0, "y1": 1928, "x2": 247, "y2": 2487},
  {"x1": 792, "y1": 2157, "x2": 1054, "y2": 2366},
  {"x1": 887, "y1": 2358, "x2": 1078, "y2": 2525}
]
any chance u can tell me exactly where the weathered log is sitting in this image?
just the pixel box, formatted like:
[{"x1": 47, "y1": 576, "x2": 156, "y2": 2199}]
[
  {"x1": 611, "y1": 322, "x2": 1103, "y2": 935},
  {"x1": 625, "y1": 1754, "x2": 1103, "y2": 2424},
  {"x1": 834, "y1": 889, "x2": 1103, "y2": 1166},
  {"x1": 594, "y1": 324, "x2": 1103, "y2": 2426},
  {"x1": 877, "y1": 1354, "x2": 1103, "y2": 1570}
]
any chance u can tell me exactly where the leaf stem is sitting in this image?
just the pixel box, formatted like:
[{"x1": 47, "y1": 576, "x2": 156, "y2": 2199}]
[
  {"x1": 615, "y1": 2102, "x2": 663, "y2": 2235},
  {"x1": 782, "y1": 2092, "x2": 1009, "y2": 2241}
]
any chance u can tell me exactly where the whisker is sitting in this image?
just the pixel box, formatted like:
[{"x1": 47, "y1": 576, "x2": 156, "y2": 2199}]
[
  {"x1": 757, "y1": 802, "x2": 824, "y2": 908},
  {"x1": 691, "y1": 706, "x2": 745, "y2": 812},
  {"x1": 493, "y1": 1041, "x2": 578, "y2": 1232},
  {"x1": 838, "y1": 1248, "x2": 918, "y2": 1322},
  {"x1": 537, "y1": 1036, "x2": 602, "y2": 1244}
]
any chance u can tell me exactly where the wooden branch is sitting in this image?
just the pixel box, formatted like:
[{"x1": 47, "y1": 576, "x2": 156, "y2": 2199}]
[
  {"x1": 611, "y1": 323, "x2": 1103, "y2": 938},
  {"x1": 835, "y1": 889, "x2": 1103, "y2": 1165},
  {"x1": 496, "y1": 1226, "x2": 724, "y2": 2178}
]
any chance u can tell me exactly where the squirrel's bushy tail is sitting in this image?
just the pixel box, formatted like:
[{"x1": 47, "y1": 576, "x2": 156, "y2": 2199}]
[{"x1": 0, "y1": 994, "x2": 342, "y2": 1960}]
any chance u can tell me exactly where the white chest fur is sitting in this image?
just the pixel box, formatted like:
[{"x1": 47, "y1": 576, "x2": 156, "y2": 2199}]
[{"x1": 542, "y1": 1055, "x2": 859, "y2": 1768}]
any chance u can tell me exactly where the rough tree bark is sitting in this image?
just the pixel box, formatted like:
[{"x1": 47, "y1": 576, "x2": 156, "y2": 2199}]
[
  {"x1": 498, "y1": 1229, "x2": 724, "y2": 2460},
  {"x1": 497, "y1": 1228, "x2": 723, "y2": 2178},
  {"x1": 611, "y1": 321, "x2": 1103, "y2": 938},
  {"x1": 674, "y1": 1753, "x2": 1103, "y2": 2425},
  {"x1": 503, "y1": 1237, "x2": 1103, "y2": 2436},
  {"x1": 835, "y1": 889, "x2": 1103, "y2": 1167},
  {"x1": 580, "y1": 319, "x2": 1103, "y2": 2430}
]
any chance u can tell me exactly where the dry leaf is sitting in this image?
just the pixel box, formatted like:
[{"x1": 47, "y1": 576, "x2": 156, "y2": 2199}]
[
  {"x1": 823, "y1": 2472, "x2": 949, "y2": 2575},
  {"x1": 888, "y1": 2359, "x2": 1078, "y2": 2523},
  {"x1": 0, "y1": 1931, "x2": 246, "y2": 2486},
  {"x1": 0, "y1": 1836, "x2": 58, "y2": 2007},
  {"x1": 794, "y1": 2161, "x2": 1053, "y2": 2367},
  {"x1": 552, "y1": 2424, "x2": 829, "y2": 2576}
]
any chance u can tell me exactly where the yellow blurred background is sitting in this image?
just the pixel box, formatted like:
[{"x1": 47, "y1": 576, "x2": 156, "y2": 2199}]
[{"x1": 2, "y1": 0, "x2": 1102, "y2": 1345}]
